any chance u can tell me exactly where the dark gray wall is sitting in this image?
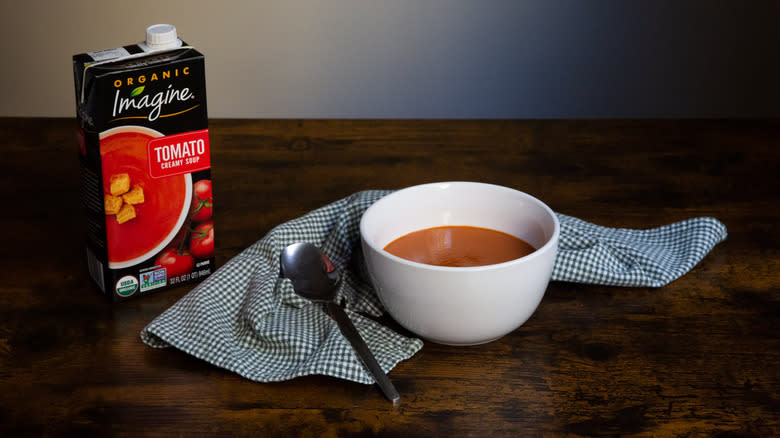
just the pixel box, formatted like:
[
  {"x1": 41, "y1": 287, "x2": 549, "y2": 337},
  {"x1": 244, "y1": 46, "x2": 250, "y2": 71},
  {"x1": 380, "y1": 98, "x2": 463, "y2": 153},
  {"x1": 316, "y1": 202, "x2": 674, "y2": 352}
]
[{"x1": 314, "y1": 0, "x2": 780, "y2": 118}]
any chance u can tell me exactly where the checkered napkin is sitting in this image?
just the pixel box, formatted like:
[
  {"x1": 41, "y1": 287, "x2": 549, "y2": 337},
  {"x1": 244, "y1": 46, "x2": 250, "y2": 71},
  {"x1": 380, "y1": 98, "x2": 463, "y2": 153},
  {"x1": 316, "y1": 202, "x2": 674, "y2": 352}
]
[
  {"x1": 140, "y1": 190, "x2": 727, "y2": 384},
  {"x1": 553, "y1": 214, "x2": 727, "y2": 287}
]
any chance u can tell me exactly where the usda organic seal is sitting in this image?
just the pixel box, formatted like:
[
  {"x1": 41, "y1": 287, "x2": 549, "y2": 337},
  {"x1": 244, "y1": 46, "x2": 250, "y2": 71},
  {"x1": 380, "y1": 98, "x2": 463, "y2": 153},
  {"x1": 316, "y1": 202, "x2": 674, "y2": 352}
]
[{"x1": 115, "y1": 275, "x2": 139, "y2": 297}]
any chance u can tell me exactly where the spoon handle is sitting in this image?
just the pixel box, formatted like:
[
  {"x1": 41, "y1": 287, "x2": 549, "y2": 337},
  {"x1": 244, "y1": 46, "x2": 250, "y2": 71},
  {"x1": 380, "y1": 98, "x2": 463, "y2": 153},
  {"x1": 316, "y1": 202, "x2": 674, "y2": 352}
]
[{"x1": 326, "y1": 301, "x2": 400, "y2": 405}]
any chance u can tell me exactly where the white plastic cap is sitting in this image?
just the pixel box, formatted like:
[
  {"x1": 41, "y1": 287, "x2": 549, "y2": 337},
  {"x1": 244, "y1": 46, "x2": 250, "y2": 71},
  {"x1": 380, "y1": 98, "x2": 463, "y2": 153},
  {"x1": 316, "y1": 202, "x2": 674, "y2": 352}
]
[{"x1": 139, "y1": 24, "x2": 183, "y2": 51}]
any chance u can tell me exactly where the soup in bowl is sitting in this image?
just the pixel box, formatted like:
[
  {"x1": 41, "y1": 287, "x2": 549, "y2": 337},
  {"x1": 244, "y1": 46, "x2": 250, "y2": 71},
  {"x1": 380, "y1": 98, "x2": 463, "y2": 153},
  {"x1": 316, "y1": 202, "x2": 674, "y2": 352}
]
[{"x1": 359, "y1": 182, "x2": 559, "y2": 346}]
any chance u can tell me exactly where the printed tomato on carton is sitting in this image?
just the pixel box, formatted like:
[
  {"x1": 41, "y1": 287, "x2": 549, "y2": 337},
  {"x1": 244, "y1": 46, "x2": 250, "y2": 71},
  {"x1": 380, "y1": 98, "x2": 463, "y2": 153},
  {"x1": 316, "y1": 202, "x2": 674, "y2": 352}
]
[
  {"x1": 189, "y1": 221, "x2": 214, "y2": 259},
  {"x1": 190, "y1": 179, "x2": 213, "y2": 222},
  {"x1": 154, "y1": 247, "x2": 195, "y2": 278}
]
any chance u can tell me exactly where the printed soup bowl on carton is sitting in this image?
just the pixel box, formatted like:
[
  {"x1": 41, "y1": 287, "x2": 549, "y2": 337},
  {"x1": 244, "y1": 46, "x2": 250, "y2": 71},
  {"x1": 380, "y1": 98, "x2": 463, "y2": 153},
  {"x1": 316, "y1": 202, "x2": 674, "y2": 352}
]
[{"x1": 360, "y1": 182, "x2": 560, "y2": 346}]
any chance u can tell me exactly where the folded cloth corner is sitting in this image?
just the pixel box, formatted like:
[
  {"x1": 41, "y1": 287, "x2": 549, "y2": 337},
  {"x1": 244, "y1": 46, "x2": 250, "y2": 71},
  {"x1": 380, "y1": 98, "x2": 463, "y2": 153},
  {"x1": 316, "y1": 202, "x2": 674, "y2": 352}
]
[
  {"x1": 141, "y1": 190, "x2": 422, "y2": 384},
  {"x1": 553, "y1": 214, "x2": 727, "y2": 287}
]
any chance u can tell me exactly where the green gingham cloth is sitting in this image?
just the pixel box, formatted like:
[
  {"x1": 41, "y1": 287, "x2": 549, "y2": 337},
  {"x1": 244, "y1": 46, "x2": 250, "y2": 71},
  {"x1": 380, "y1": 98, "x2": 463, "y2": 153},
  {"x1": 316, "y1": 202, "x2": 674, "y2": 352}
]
[{"x1": 140, "y1": 190, "x2": 727, "y2": 384}]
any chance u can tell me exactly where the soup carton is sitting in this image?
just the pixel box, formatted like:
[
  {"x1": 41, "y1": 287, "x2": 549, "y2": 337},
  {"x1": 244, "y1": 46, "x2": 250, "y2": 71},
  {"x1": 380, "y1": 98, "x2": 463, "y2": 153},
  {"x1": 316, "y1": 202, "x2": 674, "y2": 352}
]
[{"x1": 73, "y1": 24, "x2": 214, "y2": 301}]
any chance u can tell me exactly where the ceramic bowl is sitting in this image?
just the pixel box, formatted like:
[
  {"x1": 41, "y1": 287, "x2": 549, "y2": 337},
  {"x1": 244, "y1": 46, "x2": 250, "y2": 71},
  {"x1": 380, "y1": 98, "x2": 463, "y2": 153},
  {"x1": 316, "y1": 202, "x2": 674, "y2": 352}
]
[{"x1": 360, "y1": 182, "x2": 559, "y2": 345}]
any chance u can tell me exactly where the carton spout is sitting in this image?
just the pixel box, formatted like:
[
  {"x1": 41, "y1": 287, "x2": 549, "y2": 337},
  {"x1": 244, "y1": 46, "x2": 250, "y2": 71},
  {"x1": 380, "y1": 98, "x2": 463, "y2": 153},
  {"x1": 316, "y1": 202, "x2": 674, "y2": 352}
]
[{"x1": 139, "y1": 24, "x2": 183, "y2": 52}]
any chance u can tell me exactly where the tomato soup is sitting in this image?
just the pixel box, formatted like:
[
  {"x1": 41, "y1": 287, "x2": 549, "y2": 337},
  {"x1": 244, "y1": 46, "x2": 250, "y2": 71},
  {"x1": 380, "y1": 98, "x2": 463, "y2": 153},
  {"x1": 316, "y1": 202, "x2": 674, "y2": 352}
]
[
  {"x1": 384, "y1": 226, "x2": 536, "y2": 267},
  {"x1": 101, "y1": 131, "x2": 187, "y2": 264}
]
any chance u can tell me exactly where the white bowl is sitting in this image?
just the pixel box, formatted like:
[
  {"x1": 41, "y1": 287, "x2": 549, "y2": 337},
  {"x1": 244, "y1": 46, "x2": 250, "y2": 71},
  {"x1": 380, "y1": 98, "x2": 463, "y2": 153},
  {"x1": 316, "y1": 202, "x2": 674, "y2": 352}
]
[{"x1": 360, "y1": 182, "x2": 559, "y2": 346}]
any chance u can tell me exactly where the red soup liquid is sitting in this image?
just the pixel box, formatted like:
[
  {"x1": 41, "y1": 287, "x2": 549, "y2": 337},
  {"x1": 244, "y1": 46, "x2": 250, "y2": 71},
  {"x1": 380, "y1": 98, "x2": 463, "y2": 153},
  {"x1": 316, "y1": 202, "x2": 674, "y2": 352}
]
[
  {"x1": 383, "y1": 226, "x2": 536, "y2": 267},
  {"x1": 101, "y1": 131, "x2": 187, "y2": 263}
]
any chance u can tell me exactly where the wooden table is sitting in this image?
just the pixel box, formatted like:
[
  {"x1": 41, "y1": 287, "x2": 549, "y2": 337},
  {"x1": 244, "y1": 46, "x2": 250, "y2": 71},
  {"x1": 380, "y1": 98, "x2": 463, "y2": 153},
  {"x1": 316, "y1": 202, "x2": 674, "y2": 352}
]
[{"x1": 1, "y1": 118, "x2": 777, "y2": 437}]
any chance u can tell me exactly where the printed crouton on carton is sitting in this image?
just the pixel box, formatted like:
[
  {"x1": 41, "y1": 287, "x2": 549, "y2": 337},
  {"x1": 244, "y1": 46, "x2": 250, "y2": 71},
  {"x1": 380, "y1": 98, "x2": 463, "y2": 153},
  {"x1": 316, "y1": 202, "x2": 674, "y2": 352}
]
[{"x1": 105, "y1": 174, "x2": 144, "y2": 223}]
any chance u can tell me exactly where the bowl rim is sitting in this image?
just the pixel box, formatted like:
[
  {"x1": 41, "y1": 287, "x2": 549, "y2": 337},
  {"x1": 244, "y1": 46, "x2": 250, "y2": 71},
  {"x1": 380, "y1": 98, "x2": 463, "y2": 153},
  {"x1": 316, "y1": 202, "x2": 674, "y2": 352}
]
[{"x1": 359, "y1": 181, "x2": 560, "y2": 272}]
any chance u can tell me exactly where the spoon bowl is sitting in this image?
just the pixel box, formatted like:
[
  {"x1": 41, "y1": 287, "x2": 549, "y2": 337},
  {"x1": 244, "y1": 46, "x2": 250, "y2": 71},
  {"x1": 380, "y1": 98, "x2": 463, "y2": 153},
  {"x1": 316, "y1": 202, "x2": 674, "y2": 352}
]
[{"x1": 279, "y1": 242, "x2": 339, "y2": 301}]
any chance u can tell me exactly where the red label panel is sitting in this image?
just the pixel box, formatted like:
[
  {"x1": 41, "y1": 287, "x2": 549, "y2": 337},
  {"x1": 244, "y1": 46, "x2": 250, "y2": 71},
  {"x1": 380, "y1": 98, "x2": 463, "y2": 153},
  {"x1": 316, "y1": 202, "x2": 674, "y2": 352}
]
[{"x1": 147, "y1": 129, "x2": 211, "y2": 178}]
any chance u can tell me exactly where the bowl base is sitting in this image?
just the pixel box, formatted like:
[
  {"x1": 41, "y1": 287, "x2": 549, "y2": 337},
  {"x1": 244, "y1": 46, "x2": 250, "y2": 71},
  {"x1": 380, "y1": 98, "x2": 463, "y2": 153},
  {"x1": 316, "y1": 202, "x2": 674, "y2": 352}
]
[{"x1": 422, "y1": 334, "x2": 505, "y2": 347}]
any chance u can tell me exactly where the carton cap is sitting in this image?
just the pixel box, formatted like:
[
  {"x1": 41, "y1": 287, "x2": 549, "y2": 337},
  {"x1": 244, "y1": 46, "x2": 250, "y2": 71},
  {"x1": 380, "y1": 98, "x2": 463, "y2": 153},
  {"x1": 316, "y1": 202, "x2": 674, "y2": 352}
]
[{"x1": 142, "y1": 24, "x2": 183, "y2": 51}]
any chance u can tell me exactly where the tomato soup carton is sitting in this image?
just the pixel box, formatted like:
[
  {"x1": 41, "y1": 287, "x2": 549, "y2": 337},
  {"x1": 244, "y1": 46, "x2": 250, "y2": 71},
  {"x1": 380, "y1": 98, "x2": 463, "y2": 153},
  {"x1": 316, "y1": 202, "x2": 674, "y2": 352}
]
[{"x1": 73, "y1": 24, "x2": 214, "y2": 301}]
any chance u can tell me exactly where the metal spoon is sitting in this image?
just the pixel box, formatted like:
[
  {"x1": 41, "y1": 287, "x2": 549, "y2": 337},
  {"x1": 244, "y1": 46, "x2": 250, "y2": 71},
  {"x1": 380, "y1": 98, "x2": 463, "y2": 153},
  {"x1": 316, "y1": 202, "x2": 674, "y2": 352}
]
[{"x1": 279, "y1": 242, "x2": 400, "y2": 405}]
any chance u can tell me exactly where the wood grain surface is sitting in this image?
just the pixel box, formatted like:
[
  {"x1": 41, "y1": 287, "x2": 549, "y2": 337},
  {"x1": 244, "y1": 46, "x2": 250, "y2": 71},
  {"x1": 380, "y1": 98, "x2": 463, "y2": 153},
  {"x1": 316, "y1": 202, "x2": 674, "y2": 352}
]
[{"x1": 0, "y1": 118, "x2": 777, "y2": 437}]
